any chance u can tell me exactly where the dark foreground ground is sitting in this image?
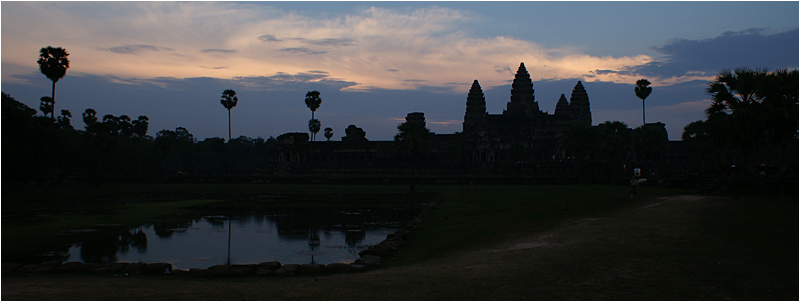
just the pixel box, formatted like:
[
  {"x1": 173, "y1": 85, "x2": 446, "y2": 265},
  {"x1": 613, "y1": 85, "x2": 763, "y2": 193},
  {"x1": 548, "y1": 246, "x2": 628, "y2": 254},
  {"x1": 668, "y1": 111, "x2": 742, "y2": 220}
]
[{"x1": 2, "y1": 191, "x2": 797, "y2": 300}]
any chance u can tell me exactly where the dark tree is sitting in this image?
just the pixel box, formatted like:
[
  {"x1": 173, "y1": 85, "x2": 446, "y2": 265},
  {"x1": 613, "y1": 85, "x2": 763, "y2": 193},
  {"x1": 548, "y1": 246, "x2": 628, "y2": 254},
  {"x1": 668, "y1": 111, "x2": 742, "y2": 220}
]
[
  {"x1": 596, "y1": 121, "x2": 633, "y2": 181},
  {"x1": 37, "y1": 46, "x2": 70, "y2": 118},
  {"x1": 308, "y1": 119, "x2": 321, "y2": 142},
  {"x1": 681, "y1": 120, "x2": 722, "y2": 174},
  {"x1": 632, "y1": 124, "x2": 668, "y2": 166},
  {"x1": 220, "y1": 89, "x2": 238, "y2": 141},
  {"x1": 634, "y1": 79, "x2": 652, "y2": 126},
  {"x1": 101, "y1": 114, "x2": 120, "y2": 136},
  {"x1": 82, "y1": 108, "x2": 100, "y2": 134},
  {"x1": 131, "y1": 116, "x2": 149, "y2": 137},
  {"x1": 155, "y1": 127, "x2": 196, "y2": 174},
  {"x1": 705, "y1": 67, "x2": 798, "y2": 173},
  {"x1": 394, "y1": 118, "x2": 431, "y2": 192},
  {"x1": 119, "y1": 115, "x2": 134, "y2": 137},
  {"x1": 39, "y1": 97, "x2": 54, "y2": 118},
  {"x1": 56, "y1": 110, "x2": 73, "y2": 130},
  {"x1": 323, "y1": 127, "x2": 333, "y2": 141},
  {"x1": 304, "y1": 91, "x2": 322, "y2": 141}
]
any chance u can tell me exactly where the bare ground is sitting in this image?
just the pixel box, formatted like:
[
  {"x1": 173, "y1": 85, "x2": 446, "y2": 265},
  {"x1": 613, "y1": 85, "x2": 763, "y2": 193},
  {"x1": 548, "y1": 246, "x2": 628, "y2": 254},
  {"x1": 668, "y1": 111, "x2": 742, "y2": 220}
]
[{"x1": 2, "y1": 195, "x2": 797, "y2": 300}]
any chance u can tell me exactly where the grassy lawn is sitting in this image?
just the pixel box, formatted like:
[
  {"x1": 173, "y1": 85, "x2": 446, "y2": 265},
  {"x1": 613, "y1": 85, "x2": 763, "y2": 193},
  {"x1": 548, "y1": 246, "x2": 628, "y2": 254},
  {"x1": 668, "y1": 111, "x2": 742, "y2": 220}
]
[{"x1": 388, "y1": 184, "x2": 692, "y2": 266}]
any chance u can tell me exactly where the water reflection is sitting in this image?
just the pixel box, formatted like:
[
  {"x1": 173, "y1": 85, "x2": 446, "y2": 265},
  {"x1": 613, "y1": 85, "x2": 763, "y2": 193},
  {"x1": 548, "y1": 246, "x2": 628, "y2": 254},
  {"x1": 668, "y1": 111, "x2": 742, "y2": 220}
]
[{"x1": 59, "y1": 206, "x2": 417, "y2": 269}]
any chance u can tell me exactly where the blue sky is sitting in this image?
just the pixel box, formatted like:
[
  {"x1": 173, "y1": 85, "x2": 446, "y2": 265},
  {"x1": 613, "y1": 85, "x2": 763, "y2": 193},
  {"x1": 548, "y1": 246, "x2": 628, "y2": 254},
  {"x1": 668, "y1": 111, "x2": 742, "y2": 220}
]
[{"x1": 2, "y1": 1, "x2": 798, "y2": 141}]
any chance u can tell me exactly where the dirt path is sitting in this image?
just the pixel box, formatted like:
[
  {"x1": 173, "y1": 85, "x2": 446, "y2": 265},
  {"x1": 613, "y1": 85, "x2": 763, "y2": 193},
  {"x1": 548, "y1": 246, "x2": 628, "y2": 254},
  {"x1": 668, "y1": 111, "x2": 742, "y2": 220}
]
[{"x1": 3, "y1": 195, "x2": 796, "y2": 300}]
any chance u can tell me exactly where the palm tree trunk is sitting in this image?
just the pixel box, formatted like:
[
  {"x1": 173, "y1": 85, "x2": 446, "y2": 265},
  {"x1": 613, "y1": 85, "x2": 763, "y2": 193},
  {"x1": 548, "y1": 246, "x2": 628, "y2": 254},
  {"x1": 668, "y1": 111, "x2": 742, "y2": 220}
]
[
  {"x1": 51, "y1": 81, "x2": 57, "y2": 119},
  {"x1": 642, "y1": 98, "x2": 646, "y2": 126},
  {"x1": 311, "y1": 111, "x2": 315, "y2": 142},
  {"x1": 227, "y1": 109, "x2": 232, "y2": 141}
]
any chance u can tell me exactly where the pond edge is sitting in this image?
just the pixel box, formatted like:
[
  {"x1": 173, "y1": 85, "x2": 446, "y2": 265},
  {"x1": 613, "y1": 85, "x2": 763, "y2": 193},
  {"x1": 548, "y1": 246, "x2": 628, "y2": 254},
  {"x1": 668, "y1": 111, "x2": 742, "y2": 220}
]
[{"x1": 1, "y1": 199, "x2": 437, "y2": 278}]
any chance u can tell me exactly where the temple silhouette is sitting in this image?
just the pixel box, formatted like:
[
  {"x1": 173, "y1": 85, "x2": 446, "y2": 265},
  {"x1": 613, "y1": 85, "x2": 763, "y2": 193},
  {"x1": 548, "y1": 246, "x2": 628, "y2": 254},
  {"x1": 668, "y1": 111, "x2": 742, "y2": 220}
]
[
  {"x1": 273, "y1": 62, "x2": 639, "y2": 178},
  {"x1": 462, "y1": 62, "x2": 592, "y2": 163}
]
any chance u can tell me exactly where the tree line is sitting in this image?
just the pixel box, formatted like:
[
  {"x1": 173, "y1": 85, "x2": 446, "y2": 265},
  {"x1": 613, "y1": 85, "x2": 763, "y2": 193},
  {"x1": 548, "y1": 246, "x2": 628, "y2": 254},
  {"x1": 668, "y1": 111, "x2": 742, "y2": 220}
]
[
  {"x1": 5, "y1": 45, "x2": 796, "y2": 184},
  {"x1": 681, "y1": 68, "x2": 798, "y2": 178},
  {"x1": 2, "y1": 92, "x2": 278, "y2": 184}
]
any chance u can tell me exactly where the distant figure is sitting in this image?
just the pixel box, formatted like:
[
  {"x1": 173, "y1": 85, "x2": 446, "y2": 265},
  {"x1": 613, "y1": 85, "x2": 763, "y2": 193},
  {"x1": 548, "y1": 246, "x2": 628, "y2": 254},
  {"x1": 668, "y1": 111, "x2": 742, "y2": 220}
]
[
  {"x1": 630, "y1": 176, "x2": 638, "y2": 201},
  {"x1": 634, "y1": 167, "x2": 641, "y2": 177}
]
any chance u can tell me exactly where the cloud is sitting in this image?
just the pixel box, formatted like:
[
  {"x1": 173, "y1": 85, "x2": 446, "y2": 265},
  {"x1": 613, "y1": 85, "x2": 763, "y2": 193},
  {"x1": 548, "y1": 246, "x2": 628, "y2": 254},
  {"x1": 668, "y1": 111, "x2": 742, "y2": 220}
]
[
  {"x1": 304, "y1": 38, "x2": 357, "y2": 47},
  {"x1": 278, "y1": 47, "x2": 327, "y2": 55},
  {"x1": 230, "y1": 72, "x2": 358, "y2": 91},
  {"x1": 257, "y1": 34, "x2": 282, "y2": 42},
  {"x1": 200, "y1": 66, "x2": 229, "y2": 70},
  {"x1": 1, "y1": 2, "x2": 657, "y2": 92},
  {"x1": 428, "y1": 119, "x2": 462, "y2": 125},
  {"x1": 201, "y1": 49, "x2": 238, "y2": 54},
  {"x1": 107, "y1": 44, "x2": 173, "y2": 55},
  {"x1": 634, "y1": 28, "x2": 799, "y2": 79}
]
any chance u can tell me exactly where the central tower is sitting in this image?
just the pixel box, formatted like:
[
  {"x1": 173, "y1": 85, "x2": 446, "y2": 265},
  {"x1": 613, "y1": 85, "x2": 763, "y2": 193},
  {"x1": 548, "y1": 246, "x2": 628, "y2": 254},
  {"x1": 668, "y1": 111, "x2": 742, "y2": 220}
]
[{"x1": 504, "y1": 62, "x2": 539, "y2": 117}]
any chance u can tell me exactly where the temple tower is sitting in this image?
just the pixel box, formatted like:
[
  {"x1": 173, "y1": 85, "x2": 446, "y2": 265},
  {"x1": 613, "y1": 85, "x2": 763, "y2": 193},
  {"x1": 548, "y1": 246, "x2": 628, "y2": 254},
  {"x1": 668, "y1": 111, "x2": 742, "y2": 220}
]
[
  {"x1": 464, "y1": 80, "x2": 488, "y2": 134},
  {"x1": 505, "y1": 62, "x2": 539, "y2": 117},
  {"x1": 554, "y1": 94, "x2": 570, "y2": 119},
  {"x1": 569, "y1": 81, "x2": 592, "y2": 125}
]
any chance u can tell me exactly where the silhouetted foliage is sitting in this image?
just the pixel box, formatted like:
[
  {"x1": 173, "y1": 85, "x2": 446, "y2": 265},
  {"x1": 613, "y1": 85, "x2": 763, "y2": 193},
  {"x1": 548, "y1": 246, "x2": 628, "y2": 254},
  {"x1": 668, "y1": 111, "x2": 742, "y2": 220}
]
[
  {"x1": 702, "y1": 67, "x2": 798, "y2": 175},
  {"x1": 394, "y1": 118, "x2": 432, "y2": 191},
  {"x1": 83, "y1": 109, "x2": 98, "y2": 128},
  {"x1": 308, "y1": 119, "x2": 321, "y2": 142},
  {"x1": 305, "y1": 91, "x2": 322, "y2": 141},
  {"x1": 305, "y1": 91, "x2": 322, "y2": 117},
  {"x1": 394, "y1": 120, "x2": 431, "y2": 159},
  {"x1": 39, "y1": 97, "x2": 54, "y2": 118},
  {"x1": 56, "y1": 110, "x2": 73, "y2": 130},
  {"x1": 220, "y1": 89, "x2": 238, "y2": 141},
  {"x1": 681, "y1": 120, "x2": 724, "y2": 174},
  {"x1": 2, "y1": 92, "x2": 278, "y2": 183},
  {"x1": 37, "y1": 46, "x2": 70, "y2": 117},
  {"x1": 633, "y1": 124, "x2": 668, "y2": 162},
  {"x1": 324, "y1": 127, "x2": 333, "y2": 141},
  {"x1": 634, "y1": 79, "x2": 652, "y2": 126},
  {"x1": 131, "y1": 116, "x2": 149, "y2": 137}
]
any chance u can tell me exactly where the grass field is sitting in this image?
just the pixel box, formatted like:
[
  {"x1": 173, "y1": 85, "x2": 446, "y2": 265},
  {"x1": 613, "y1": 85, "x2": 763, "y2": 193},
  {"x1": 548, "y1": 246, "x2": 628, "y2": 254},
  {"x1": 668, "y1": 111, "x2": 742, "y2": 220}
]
[{"x1": 2, "y1": 183, "x2": 797, "y2": 300}]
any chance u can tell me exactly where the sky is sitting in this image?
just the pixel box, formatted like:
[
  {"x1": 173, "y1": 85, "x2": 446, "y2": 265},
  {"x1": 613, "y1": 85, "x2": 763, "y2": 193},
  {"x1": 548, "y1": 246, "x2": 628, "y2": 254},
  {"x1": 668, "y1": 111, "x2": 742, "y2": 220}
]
[{"x1": 2, "y1": 1, "x2": 798, "y2": 141}]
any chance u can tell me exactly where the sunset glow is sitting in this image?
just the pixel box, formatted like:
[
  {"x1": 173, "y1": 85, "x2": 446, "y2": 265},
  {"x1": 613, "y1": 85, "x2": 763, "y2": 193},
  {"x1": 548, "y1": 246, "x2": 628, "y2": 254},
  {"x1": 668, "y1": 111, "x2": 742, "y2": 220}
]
[{"x1": 2, "y1": 1, "x2": 796, "y2": 140}]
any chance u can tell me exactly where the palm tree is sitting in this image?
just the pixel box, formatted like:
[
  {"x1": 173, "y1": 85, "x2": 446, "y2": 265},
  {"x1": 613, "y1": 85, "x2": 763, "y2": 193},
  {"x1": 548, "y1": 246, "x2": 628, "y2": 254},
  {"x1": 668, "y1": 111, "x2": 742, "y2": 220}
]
[
  {"x1": 39, "y1": 97, "x2": 54, "y2": 118},
  {"x1": 220, "y1": 89, "x2": 238, "y2": 141},
  {"x1": 304, "y1": 91, "x2": 322, "y2": 141},
  {"x1": 56, "y1": 110, "x2": 73, "y2": 130},
  {"x1": 308, "y1": 119, "x2": 321, "y2": 142},
  {"x1": 324, "y1": 127, "x2": 333, "y2": 141},
  {"x1": 704, "y1": 67, "x2": 793, "y2": 172},
  {"x1": 37, "y1": 46, "x2": 70, "y2": 118},
  {"x1": 634, "y1": 79, "x2": 652, "y2": 126}
]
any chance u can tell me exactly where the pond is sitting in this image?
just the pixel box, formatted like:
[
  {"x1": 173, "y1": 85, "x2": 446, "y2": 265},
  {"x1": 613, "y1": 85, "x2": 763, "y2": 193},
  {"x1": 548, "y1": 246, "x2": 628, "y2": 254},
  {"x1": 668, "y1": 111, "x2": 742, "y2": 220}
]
[{"x1": 57, "y1": 206, "x2": 422, "y2": 270}]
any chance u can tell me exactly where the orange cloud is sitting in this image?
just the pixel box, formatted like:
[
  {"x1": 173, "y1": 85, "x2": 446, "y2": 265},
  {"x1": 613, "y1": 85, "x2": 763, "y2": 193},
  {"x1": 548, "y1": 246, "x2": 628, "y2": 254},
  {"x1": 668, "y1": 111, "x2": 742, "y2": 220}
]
[{"x1": 2, "y1": 2, "x2": 680, "y2": 92}]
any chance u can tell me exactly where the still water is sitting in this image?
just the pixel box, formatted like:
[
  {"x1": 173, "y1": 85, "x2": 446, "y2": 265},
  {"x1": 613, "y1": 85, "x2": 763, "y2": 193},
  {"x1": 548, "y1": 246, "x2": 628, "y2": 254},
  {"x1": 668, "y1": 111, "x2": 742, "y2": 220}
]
[{"x1": 62, "y1": 207, "x2": 418, "y2": 270}]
